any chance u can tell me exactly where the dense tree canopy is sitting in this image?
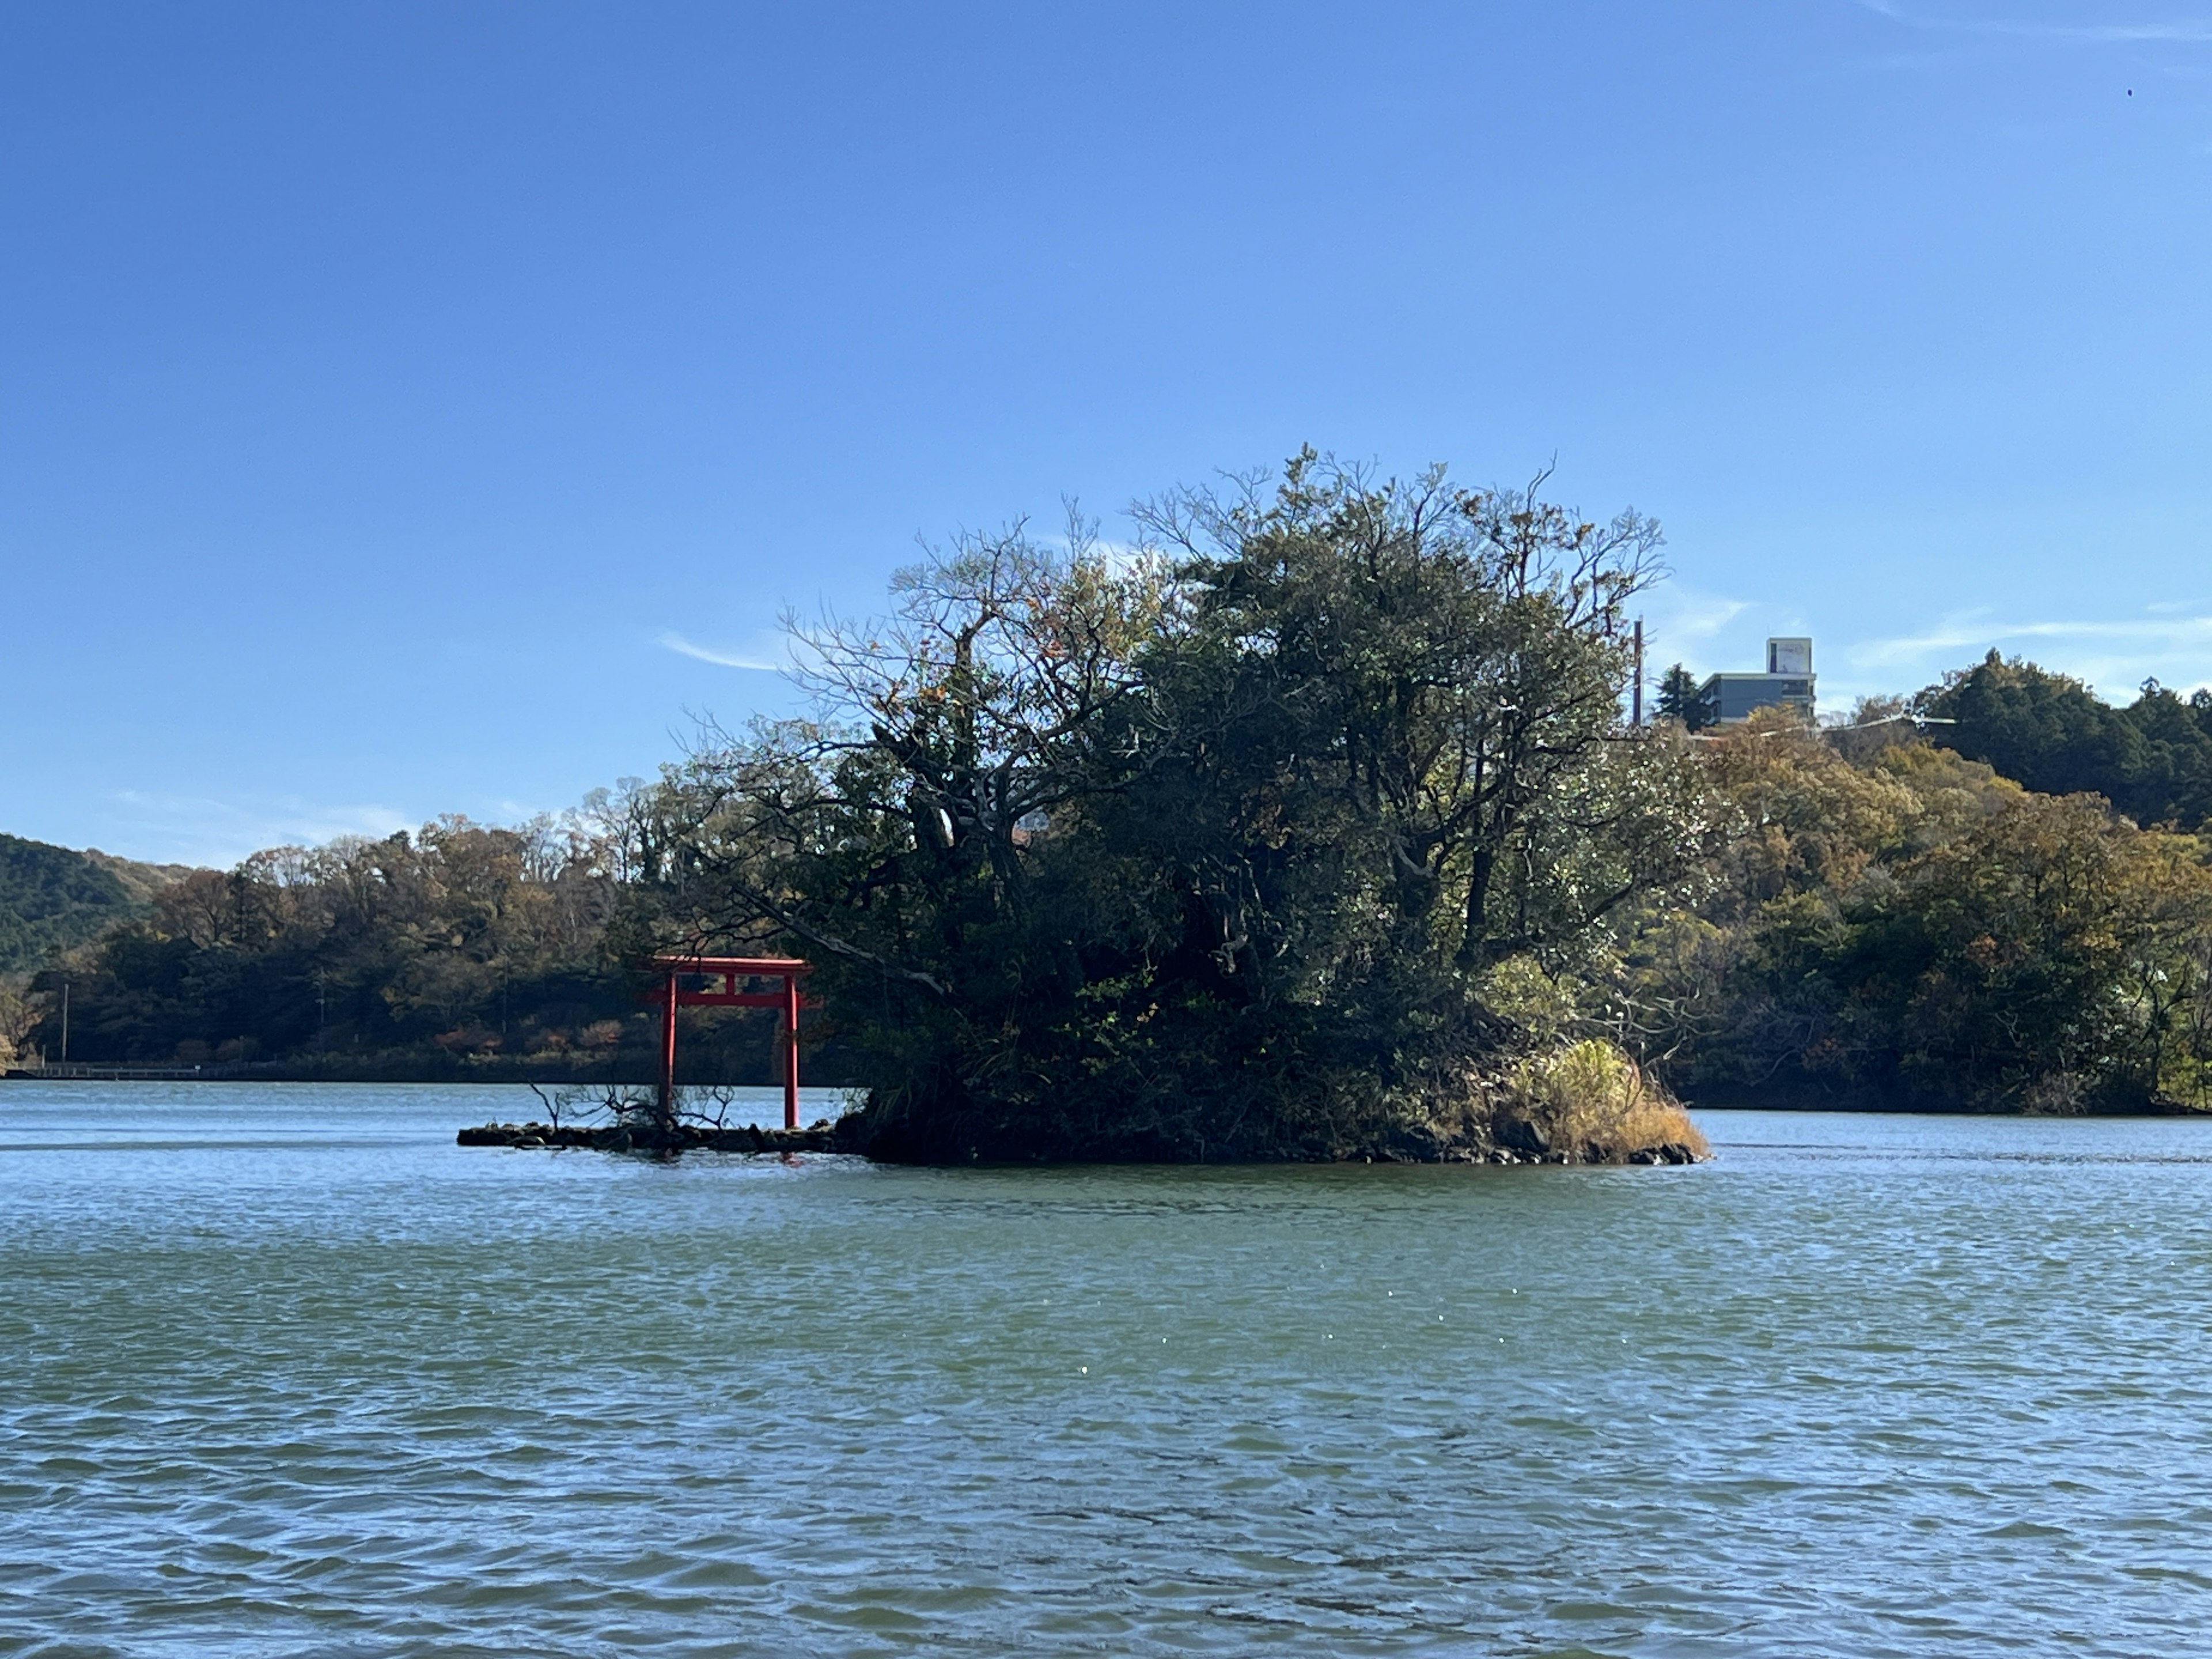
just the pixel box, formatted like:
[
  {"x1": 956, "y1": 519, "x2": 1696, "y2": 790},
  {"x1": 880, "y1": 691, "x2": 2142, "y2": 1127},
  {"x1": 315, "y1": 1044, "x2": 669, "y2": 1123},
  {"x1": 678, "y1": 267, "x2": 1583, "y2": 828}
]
[
  {"x1": 635, "y1": 455, "x2": 1708, "y2": 1157},
  {"x1": 1923, "y1": 653, "x2": 2212, "y2": 830},
  {"x1": 1615, "y1": 719, "x2": 2212, "y2": 1111},
  {"x1": 0, "y1": 836, "x2": 147, "y2": 973},
  {"x1": 16, "y1": 805, "x2": 804, "y2": 1079}
]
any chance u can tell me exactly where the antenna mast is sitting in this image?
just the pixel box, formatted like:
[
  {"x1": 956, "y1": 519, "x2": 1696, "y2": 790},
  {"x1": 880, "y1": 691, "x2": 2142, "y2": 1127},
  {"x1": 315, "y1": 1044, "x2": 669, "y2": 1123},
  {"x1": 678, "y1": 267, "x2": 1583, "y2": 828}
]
[{"x1": 1631, "y1": 619, "x2": 1645, "y2": 726}]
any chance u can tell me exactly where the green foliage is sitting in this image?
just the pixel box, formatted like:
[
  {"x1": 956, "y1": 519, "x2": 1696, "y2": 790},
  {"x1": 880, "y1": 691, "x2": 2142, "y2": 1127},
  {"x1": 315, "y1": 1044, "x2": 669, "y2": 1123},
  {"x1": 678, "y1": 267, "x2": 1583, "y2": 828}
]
[
  {"x1": 1622, "y1": 719, "x2": 2212, "y2": 1112},
  {"x1": 0, "y1": 835, "x2": 144, "y2": 973},
  {"x1": 1656, "y1": 662, "x2": 1707, "y2": 730},
  {"x1": 642, "y1": 457, "x2": 1711, "y2": 1158},
  {"x1": 1925, "y1": 653, "x2": 2212, "y2": 829},
  {"x1": 16, "y1": 809, "x2": 752, "y2": 1075}
]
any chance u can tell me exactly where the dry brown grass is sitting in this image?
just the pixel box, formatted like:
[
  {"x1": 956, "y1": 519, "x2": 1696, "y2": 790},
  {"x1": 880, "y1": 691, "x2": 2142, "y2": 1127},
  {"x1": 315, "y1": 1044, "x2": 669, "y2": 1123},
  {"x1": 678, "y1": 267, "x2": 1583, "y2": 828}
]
[{"x1": 1499, "y1": 1039, "x2": 1710, "y2": 1163}]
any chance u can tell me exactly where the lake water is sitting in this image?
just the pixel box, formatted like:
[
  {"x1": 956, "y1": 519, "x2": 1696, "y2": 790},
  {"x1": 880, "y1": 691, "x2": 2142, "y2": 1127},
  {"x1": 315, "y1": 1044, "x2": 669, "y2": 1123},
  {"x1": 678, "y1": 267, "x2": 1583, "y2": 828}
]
[{"x1": 3, "y1": 1085, "x2": 2209, "y2": 1657}]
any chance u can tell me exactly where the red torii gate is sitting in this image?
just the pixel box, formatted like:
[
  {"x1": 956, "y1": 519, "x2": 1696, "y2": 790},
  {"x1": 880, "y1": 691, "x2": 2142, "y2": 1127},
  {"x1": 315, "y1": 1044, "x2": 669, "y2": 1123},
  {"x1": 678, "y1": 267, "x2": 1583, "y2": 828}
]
[{"x1": 647, "y1": 955, "x2": 817, "y2": 1130}]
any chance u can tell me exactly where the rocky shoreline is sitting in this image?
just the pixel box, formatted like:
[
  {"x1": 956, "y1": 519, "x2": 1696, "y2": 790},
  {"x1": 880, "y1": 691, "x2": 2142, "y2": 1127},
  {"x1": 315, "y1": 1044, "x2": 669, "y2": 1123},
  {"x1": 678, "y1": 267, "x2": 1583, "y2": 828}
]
[
  {"x1": 456, "y1": 1117, "x2": 1704, "y2": 1164},
  {"x1": 457, "y1": 1119, "x2": 843, "y2": 1154}
]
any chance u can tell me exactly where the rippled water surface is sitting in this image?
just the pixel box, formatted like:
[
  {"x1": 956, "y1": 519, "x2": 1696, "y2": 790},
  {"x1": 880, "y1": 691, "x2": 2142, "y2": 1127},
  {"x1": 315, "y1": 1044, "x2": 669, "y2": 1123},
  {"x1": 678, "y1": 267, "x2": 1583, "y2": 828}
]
[{"x1": 4, "y1": 1084, "x2": 2211, "y2": 1656}]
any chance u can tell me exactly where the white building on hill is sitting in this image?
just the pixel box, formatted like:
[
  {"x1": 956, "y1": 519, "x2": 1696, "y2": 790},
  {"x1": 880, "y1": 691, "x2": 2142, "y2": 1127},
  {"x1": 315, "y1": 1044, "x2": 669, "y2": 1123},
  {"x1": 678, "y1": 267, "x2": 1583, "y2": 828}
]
[{"x1": 1697, "y1": 638, "x2": 1816, "y2": 725}]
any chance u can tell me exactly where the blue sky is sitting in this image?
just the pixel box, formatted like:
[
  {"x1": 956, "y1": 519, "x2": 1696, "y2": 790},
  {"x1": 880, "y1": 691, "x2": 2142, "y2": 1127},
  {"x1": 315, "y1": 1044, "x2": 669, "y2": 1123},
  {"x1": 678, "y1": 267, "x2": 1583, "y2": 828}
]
[{"x1": 5, "y1": 1, "x2": 2210, "y2": 866}]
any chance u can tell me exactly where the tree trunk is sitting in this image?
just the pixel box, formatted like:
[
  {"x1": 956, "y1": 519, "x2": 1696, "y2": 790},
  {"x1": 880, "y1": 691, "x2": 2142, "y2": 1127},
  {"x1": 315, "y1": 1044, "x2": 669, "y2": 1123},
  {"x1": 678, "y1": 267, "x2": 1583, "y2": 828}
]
[{"x1": 1457, "y1": 844, "x2": 1495, "y2": 967}]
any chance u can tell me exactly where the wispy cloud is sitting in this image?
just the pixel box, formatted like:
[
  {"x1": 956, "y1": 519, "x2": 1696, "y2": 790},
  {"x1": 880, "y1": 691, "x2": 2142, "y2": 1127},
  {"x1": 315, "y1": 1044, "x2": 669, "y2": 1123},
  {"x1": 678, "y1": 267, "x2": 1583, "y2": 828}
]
[
  {"x1": 1090, "y1": 537, "x2": 1153, "y2": 576},
  {"x1": 1850, "y1": 612, "x2": 2212, "y2": 668},
  {"x1": 1639, "y1": 590, "x2": 1753, "y2": 670},
  {"x1": 1040, "y1": 526, "x2": 1156, "y2": 577},
  {"x1": 658, "y1": 631, "x2": 783, "y2": 672},
  {"x1": 1821, "y1": 610, "x2": 2212, "y2": 705},
  {"x1": 103, "y1": 791, "x2": 415, "y2": 869},
  {"x1": 1853, "y1": 1, "x2": 2212, "y2": 44},
  {"x1": 1660, "y1": 596, "x2": 1753, "y2": 641}
]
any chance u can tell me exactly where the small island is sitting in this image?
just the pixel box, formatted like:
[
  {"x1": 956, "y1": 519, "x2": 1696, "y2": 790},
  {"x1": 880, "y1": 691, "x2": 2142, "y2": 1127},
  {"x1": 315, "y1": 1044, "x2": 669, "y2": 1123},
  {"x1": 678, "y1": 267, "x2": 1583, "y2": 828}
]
[{"x1": 12, "y1": 454, "x2": 2212, "y2": 1157}]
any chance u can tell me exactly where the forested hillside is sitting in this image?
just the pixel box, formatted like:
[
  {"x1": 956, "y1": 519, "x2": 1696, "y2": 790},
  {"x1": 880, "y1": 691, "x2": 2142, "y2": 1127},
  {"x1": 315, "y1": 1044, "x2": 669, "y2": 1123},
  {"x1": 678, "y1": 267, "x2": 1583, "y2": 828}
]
[
  {"x1": 14, "y1": 802, "x2": 812, "y2": 1082},
  {"x1": 0, "y1": 835, "x2": 185, "y2": 973},
  {"x1": 1923, "y1": 654, "x2": 2212, "y2": 830},
  {"x1": 1610, "y1": 721, "x2": 2212, "y2": 1112}
]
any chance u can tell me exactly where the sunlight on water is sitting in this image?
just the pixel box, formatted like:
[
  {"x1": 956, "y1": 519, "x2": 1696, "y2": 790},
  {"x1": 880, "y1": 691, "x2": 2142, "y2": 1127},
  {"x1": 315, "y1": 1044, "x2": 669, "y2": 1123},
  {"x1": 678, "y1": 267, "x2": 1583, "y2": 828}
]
[{"x1": 3, "y1": 1084, "x2": 2210, "y2": 1656}]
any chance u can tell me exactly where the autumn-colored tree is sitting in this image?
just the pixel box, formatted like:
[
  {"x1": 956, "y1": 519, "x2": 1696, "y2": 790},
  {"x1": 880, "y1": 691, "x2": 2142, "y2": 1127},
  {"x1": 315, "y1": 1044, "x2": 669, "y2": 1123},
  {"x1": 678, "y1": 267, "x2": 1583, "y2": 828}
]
[
  {"x1": 1619, "y1": 716, "x2": 2212, "y2": 1111},
  {"x1": 25, "y1": 812, "x2": 666, "y2": 1073}
]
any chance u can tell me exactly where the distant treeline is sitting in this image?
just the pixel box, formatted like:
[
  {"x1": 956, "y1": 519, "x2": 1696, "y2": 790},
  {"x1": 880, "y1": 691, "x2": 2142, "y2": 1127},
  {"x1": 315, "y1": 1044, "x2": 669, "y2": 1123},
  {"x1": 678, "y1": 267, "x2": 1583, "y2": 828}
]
[
  {"x1": 1661, "y1": 651, "x2": 2212, "y2": 830},
  {"x1": 7, "y1": 459, "x2": 2212, "y2": 1131},
  {"x1": 3, "y1": 800, "x2": 828, "y2": 1084},
  {"x1": 12, "y1": 669, "x2": 2210, "y2": 1118},
  {"x1": 1621, "y1": 722, "x2": 2212, "y2": 1112},
  {"x1": 1921, "y1": 654, "x2": 2212, "y2": 832},
  {"x1": 1613, "y1": 653, "x2": 2212, "y2": 1113}
]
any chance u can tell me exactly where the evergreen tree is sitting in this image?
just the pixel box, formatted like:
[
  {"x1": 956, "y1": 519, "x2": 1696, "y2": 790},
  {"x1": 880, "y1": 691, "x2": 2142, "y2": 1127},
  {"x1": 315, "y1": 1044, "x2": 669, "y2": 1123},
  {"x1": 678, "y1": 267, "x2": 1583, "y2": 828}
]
[
  {"x1": 1656, "y1": 662, "x2": 1705, "y2": 729},
  {"x1": 1923, "y1": 653, "x2": 2212, "y2": 828}
]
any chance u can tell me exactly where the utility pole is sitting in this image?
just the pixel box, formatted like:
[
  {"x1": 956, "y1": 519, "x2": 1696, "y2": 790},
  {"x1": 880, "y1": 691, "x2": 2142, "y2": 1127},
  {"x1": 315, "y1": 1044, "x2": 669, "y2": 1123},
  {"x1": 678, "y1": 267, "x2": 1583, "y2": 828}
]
[
  {"x1": 59, "y1": 981, "x2": 69, "y2": 1064},
  {"x1": 1631, "y1": 618, "x2": 1646, "y2": 726}
]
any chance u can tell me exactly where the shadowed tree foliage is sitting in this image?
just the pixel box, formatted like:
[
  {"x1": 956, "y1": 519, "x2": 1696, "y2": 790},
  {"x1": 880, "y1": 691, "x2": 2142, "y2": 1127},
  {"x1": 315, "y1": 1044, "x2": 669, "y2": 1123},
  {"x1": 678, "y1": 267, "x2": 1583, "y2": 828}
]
[
  {"x1": 17, "y1": 805, "x2": 790, "y2": 1077},
  {"x1": 637, "y1": 454, "x2": 1714, "y2": 1159},
  {"x1": 1655, "y1": 662, "x2": 1706, "y2": 730},
  {"x1": 1611, "y1": 717, "x2": 2212, "y2": 1112},
  {"x1": 0, "y1": 836, "x2": 157, "y2": 974}
]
